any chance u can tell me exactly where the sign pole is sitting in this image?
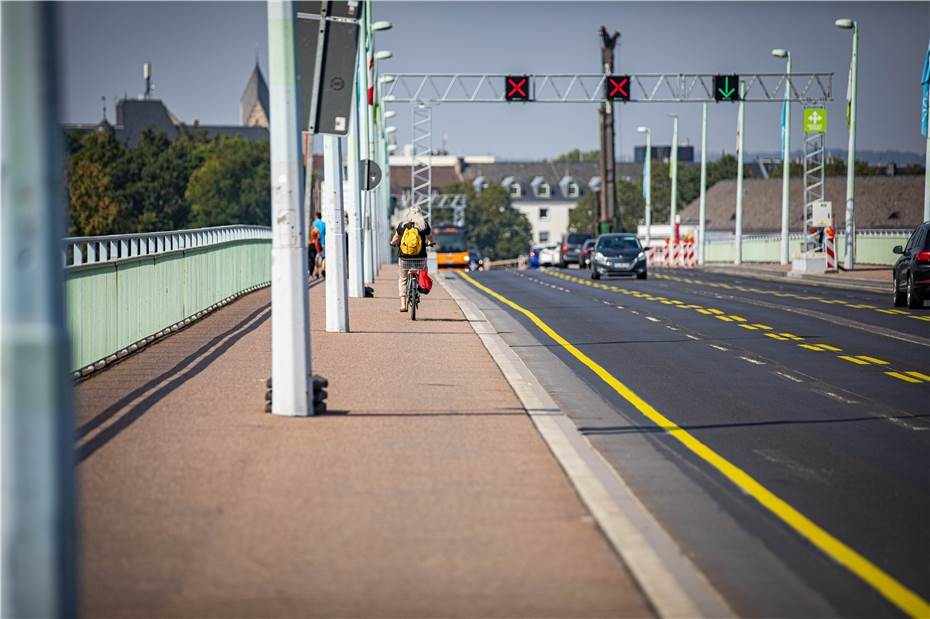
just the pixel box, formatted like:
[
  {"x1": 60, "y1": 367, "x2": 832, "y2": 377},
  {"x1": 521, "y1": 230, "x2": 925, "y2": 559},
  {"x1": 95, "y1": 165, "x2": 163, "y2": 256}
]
[
  {"x1": 735, "y1": 82, "x2": 746, "y2": 265},
  {"x1": 780, "y1": 53, "x2": 792, "y2": 265},
  {"x1": 323, "y1": 134, "x2": 350, "y2": 332},
  {"x1": 669, "y1": 114, "x2": 679, "y2": 243},
  {"x1": 345, "y1": 54, "x2": 365, "y2": 298},
  {"x1": 268, "y1": 0, "x2": 311, "y2": 416},
  {"x1": 698, "y1": 101, "x2": 708, "y2": 265},
  {"x1": 1, "y1": 3, "x2": 78, "y2": 614}
]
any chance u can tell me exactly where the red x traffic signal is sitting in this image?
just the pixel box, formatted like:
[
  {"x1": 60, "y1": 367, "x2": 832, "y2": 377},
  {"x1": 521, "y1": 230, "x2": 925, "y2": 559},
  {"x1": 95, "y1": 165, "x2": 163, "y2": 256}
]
[
  {"x1": 605, "y1": 75, "x2": 631, "y2": 102},
  {"x1": 505, "y1": 75, "x2": 530, "y2": 101}
]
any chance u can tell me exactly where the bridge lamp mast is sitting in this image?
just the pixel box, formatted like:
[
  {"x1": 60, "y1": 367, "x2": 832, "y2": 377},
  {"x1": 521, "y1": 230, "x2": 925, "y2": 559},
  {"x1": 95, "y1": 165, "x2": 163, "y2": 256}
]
[
  {"x1": 772, "y1": 48, "x2": 792, "y2": 266},
  {"x1": 636, "y1": 126, "x2": 652, "y2": 246},
  {"x1": 835, "y1": 18, "x2": 858, "y2": 269}
]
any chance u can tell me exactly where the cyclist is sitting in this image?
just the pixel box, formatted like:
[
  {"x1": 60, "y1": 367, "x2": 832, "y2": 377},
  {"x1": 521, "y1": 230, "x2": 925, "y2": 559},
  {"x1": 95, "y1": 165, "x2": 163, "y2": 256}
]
[{"x1": 390, "y1": 205, "x2": 433, "y2": 312}]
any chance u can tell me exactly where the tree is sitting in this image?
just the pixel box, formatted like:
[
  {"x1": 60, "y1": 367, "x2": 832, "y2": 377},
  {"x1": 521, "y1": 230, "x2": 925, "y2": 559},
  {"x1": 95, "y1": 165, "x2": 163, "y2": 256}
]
[
  {"x1": 441, "y1": 181, "x2": 532, "y2": 259},
  {"x1": 66, "y1": 129, "x2": 131, "y2": 235},
  {"x1": 187, "y1": 137, "x2": 270, "y2": 227},
  {"x1": 553, "y1": 149, "x2": 599, "y2": 163}
]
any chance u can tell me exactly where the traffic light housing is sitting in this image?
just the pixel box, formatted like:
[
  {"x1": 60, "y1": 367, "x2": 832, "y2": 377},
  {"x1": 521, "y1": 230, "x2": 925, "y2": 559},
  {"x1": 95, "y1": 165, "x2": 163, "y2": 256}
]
[
  {"x1": 714, "y1": 75, "x2": 740, "y2": 102},
  {"x1": 505, "y1": 75, "x2": 530, "y2": 101},
  {"x1": 605, "y1": 75, "x2": 631, "y2": 102}
]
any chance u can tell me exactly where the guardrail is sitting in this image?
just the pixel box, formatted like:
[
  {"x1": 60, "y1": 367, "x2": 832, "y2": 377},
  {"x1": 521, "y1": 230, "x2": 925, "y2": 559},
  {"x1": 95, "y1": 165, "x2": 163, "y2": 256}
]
[
  {"x1": 703, "y1": 229, "x2": 912, "y2": 266},
  {"x1": 65, "y1": 225, "x2": 272, "y2": 376}
]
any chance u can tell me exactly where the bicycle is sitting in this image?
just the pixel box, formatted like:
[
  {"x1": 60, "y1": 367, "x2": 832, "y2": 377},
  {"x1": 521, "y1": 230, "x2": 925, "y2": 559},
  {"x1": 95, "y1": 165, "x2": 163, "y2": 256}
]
[{"x1": 399, "y1": 244, "x2": 433, "y2": 321}]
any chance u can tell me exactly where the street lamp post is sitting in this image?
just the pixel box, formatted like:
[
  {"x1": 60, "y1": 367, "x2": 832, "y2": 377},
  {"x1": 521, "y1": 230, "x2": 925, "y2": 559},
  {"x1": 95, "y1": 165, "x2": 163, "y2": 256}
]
[
  {"x1": 772, "y1": 48, "x2": 792, "y2": 265},
  {"x1": 735, "y1": 82, "x2": 746, "y2": 265},
  {"x1": 836, "y1": 18, "x2": 858, "y2": 270},
  {"x1": 669, "y1": 114, "x2": 679, "y2": 243},
  {"x1": 636, "y1": 126, "x2": 651, "y2": 245},
  {"x1": 367, "y1": 20, "x2": 391, "y2": 279},
  {"x1": 699, "y1": 101, "x2": 708, "y2": 265}
]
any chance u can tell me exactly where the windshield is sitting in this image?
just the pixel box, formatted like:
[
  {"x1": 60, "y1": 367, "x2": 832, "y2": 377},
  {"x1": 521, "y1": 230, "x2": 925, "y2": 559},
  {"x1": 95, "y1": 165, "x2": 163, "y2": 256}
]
[
  {"x1": 435, "y1": 231, "x2": 467, "y2": 253},
  {"x1": 567, "y1": 233, "x2": 593, "y2": 245},
  {"x1": 599, "y1": 236, "x2": 641, "y2": 251}
]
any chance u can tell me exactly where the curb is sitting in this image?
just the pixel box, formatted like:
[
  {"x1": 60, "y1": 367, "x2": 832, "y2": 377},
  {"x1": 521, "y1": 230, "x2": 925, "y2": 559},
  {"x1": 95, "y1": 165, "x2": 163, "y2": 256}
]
[
  {"x1": 699, "y1": 265, "x2": 888, "y2": 294},
  {"x1": 441, "y1": 274, "x2": 734, "y2": 619}
]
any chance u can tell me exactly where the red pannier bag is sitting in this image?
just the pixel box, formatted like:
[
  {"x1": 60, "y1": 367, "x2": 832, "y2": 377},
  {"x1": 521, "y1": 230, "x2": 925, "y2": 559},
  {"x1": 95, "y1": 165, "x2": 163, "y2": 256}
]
[{"x1": 417, "y1": 268, "x2": 433, "y2": 294}]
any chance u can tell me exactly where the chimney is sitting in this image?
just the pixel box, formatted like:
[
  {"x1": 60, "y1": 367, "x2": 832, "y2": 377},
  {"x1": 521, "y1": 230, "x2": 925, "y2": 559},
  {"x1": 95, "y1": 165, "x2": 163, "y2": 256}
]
[{"x1": 143, "y1": 63, "x2": 152, "y2": 99}]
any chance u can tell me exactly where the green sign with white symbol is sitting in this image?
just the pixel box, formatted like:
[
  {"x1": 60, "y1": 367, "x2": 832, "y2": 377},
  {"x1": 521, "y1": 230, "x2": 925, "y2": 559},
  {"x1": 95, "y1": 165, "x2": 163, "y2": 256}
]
[{"x1": 803, "y1": 108, "x2": 827, "y2": 133}]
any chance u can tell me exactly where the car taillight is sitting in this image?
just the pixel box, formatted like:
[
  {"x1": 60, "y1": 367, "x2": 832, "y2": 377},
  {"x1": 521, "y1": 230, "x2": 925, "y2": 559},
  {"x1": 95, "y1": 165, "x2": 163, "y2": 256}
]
[
  {"x1": 562, "y1": 243, "x2": 568, "y2": 253},
  {"x1": 583, "y1": 248, "x2": 591, "y2": 255},
  {"x1": 916, "y1": 251, "x2": 930, "y2": 263}
]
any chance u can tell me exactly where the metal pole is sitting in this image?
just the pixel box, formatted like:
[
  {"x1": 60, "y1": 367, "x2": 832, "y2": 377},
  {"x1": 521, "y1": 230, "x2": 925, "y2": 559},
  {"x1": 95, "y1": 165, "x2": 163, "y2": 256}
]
[
  {"x1": 780, "y1": 53, "x2": 792, "y2": 265},
  {"x1": 345, "y1": 42, "x2": 365, "y2": 298},
  {"x1": 735, "y1": 82, "x2": 746, "y2": 265},
  {"x1": 669, "y1": 114, "x2": 679, "y2": 242},
  {"x1": 1, "y1": 3, "x2": 78, "y2": 614},
  {"x1": 644, "y1": 129, "x2": 652, "y2": 245},
  {"x1": 844, "y1": 24, "x2": 859, "y2": 270},
  {"x1": 268, "y1": 0, "x2": 311, "y2": 416},
  {"x1": 355, "y1": 8, "x2": 373, "y2": 285},
  {"x1": 924, "y1": 133, "x2": 930, "y2": 222},
  {"x1": 323, "y1": 135, "x2": 350, "y2": 332},
  {"x1": 699, "y1": 101, "x2": 708, "y2": 265}
]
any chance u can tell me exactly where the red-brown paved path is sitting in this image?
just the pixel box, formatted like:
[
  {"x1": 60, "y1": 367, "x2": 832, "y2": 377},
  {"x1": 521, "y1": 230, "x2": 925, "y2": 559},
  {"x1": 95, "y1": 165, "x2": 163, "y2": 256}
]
[{"x1": 76, "y1": 266, "x2": 650, "y2": 618}]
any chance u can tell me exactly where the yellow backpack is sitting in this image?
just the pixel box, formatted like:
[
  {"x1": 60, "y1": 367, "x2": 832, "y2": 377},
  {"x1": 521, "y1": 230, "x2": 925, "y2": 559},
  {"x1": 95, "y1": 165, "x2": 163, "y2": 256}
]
[{"x1": 399, "y1": 224, "x2": 423, "y2": 257}]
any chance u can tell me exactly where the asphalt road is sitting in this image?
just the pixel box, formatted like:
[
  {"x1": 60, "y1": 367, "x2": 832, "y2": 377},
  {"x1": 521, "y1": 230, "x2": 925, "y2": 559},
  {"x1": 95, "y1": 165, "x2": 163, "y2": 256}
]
[{"x1": 460, "y1": 266, "x2": 930, "y2": 618}]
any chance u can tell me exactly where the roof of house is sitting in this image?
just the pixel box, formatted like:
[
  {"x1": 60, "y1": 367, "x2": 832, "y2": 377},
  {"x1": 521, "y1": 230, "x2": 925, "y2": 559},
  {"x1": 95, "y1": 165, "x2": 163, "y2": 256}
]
[
  {"x1": 679, "y1": 175, "x2": 926, "y2": 232},
  {"x1": 460, "y1": 161, "x2": 643, "y2": 201},
  {"x1": 389, "y1": 165, "x2": 462, "y2": 192}
]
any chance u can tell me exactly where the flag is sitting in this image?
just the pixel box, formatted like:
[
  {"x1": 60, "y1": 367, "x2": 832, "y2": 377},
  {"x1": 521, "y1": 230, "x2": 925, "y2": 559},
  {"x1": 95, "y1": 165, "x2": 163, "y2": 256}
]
[
  {"x1": 846, "y1": 61, "x2": 853, "y2": 128},
  {"x1": 921, "y1": 37, "x2": 930, "y2": 137},
  {"x1": 642, "y1": 153, "x2": 650, "y2": 201}
]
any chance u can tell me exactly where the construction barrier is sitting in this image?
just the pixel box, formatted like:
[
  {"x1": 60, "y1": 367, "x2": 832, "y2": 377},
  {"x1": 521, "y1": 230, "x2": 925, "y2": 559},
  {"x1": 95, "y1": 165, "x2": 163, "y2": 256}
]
[
  {"x1": 647, "y1": 241, "x2": 695, "y2": 270},
  {"x1": 824, "y1": 227, "x2": 837, "y2": 272}
]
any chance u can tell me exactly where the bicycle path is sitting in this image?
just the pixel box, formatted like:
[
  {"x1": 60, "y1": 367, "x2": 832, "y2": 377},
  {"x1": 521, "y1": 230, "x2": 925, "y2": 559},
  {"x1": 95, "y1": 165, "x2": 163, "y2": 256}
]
[{"x1": 75, "y1": 265, "x2": 650, "y2": 617}]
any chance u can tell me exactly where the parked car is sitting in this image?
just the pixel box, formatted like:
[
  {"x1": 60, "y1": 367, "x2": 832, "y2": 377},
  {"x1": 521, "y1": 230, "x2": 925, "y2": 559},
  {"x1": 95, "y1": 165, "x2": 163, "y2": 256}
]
[
  {"x1": 528, "y1": 246, "x2": 541, "y2": 269},
  {"x1": 559, "y1": 232, "x2": 594, "y2": 267},
  {"x1": 580, "y1": 238, "x2": 597, "y2": 268},
  {"x1": 590, "y1": 233, "x2": 647, "y2": 280},
  {"x1": 892, "y1": 221, "x2": 930, "y2": 308},
  {"x1": 539, "y1": 244, "x2": 559, "y2": 266}
]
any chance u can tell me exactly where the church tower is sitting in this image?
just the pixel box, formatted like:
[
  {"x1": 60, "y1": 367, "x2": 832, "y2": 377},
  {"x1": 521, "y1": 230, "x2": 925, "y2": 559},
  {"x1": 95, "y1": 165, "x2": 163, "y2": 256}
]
[{"x1": 240, "y1": 62, "x2": 269, "y2": 128}]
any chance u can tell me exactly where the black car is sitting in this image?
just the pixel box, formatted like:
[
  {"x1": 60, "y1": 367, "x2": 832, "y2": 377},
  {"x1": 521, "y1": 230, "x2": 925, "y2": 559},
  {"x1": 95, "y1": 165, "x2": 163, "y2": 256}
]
[
  {"x1": 591, "y1": 233, "x2": 647, "y2": 280},
  {"x1": 893, "y1": 221, "x2": 930, "y2": 308},
  {"x1": 559, "y1": 232, "x2": 594, "y2": 267}
]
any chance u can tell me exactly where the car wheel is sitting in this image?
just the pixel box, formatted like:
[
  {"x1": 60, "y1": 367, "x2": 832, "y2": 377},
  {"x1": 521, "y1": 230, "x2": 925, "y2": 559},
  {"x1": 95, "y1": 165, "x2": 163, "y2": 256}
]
[
  {"x1": 893, "y1": 274, "x2": 907, "y2": 307},
  {"x1": 591, "y1": 269, "x2": 601, "y2": 280},
  {"x1": 906, "y1": 273, "x2": 924, "y2": 309},
  {"x1": 637, "y1": 271, "x2": 647, "y2": 280}
]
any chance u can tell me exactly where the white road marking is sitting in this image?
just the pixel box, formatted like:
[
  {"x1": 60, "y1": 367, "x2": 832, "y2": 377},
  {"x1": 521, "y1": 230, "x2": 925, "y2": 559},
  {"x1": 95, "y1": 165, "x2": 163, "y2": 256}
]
[
  {"x1": 646, "y1": 317, "x2": 660, "y2": 322},
  {"x1": 666, "y1": 326, "x2": 680, "y2": 331},
  {"x1": 686, "y1": 334, "x2": 700, "y2": 340},
  {"x1": 775, "y1": 371, "x2": 804, "y2": 383},
  {"x1": 739, "y1": 356, "x2": 766, "y2": 365},
  {"x1": 710, "y1": 344, "x2": 729, "y2": 352},
  {"x1": 824, "y1": 392, "x2": 858, "y2": 405},
  {"x1": 631, "y1": 310, "x2": 640, "y2": 315}
]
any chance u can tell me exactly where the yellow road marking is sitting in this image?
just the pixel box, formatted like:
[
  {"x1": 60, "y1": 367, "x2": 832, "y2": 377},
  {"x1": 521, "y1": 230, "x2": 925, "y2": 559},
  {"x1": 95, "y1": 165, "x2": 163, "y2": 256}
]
[
  {"x1": 716, "y1": 316, "x2": 733, "y2": 322},
  {"x1": 799, "y1": 344, "x2": 825, "y2": 351},
  {"x1": 739, "y1": 324, "x2": 758, "y2": 330},
  {"x1": 707, "y1": 308, "x2": 724, "y2": 315},
  {"x1": 855, "y1": 356, "x2": 890, "y2": 366},
  {"x1": 697, "y1": 309, "x2": 712, "y2": 315},
  {"x1": 728, "y1": 315, "x2": 747, "y2": 322},
  {"x1": 905, "y1": 371, "x2": 930, "y2": 382},
  {"x1": 886, "y1": 372, "x2": 923, "y2": 384},
  {"x1": 819, "y1": 344, "x2": 843, "y2": 352},
  {"x1": 459, "y1": 271, "x2": 930, "y2": 618},
  {"x1": 765, "y1": 333, "x2": 788, "y2": 341},
  {"x1": 838, "y1": 355, "x2": 871, "y2": 365},
  {"x1": 752, "y1": 323, "x2": 773, "y2": 330}
]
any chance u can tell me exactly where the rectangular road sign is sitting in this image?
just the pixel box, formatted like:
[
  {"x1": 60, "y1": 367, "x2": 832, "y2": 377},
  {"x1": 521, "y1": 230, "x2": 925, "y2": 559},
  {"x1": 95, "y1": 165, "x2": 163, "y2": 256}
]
[
  {"x1": 505, "y1": 75, "x2": 530, "y2": 101},
  {"x1": 605, "y1": 75, "x2": 631, "y2": 102},
  {"x1": 803, "y1": 107, "x2": 827, "y2": 133},
  {"x1": 714, "y1": 74, "x2": 740, "y2": 102},
  {"x1": 296, "y1": 1, "x2": 361, "y2": 135},
  {"x1": 811, "y1": 200, "x2": 832, "y2": 227}
]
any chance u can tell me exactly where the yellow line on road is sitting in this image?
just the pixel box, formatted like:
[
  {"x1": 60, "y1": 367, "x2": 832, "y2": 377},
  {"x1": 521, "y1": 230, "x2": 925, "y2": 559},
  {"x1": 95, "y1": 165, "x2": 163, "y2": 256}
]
[
  {"x1": 886, "y1": 372, "x2": 924, "y2": 384},
  {"x1": 459, "y1": 270, "x2": 930, "y2": 619}
]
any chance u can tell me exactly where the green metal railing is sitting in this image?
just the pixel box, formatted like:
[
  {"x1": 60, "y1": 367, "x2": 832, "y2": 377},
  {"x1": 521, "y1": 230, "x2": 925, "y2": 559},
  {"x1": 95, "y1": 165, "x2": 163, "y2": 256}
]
[
  {"x1": 703, "y1": 230, "x2": 911, "y2": 266},
  {"x1": 64, "y1": 225, "x2": 271, "y2": 374}
]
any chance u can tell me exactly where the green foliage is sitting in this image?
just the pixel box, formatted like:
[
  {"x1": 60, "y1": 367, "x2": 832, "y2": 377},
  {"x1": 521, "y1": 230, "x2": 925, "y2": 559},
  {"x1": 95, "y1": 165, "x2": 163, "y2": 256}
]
[
  {"x1": 187, "y1": 137, "x2": 270, "y2": 227},
  {"x1": 553, "y1": 149, "x2": 600, "y2": 163},
  {"x1": 441, "y1": 181, "x2": 532, "y2": 260},
  {"x1": 65, "y1": 129, "x2": 270, "y2": 236}
]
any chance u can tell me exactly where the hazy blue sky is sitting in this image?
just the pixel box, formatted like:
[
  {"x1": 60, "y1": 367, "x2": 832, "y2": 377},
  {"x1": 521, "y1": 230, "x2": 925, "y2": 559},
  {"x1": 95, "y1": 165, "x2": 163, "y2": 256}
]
[{"x1": 61, "y1": 1, "x2": 929, "y2": 160}]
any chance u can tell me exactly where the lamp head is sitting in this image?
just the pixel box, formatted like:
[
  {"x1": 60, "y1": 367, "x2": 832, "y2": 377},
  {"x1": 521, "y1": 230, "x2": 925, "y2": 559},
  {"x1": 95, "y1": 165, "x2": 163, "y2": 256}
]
[
  {"x1": 636, "y1": 126, "x2": 649, "y2": 133},
  {"x1": 379, "y1": 75, "x2": 395, "y2": 84},
  {"x1": 384, "y1": 110, "x2": 397, "y2": 119},
  {"x1": 835, "y1": 18, "x2": 855, "y2": 29},
  {"x1": 374, "y1": 50, "x2": 393, "y2": 61},
  {"x1": 385, "y1": 126, "x2": 397, "y2": 134},
  {"x1": 388, "y1": 144, "x2": 398, "y2": 153},
  {"x1": 771, "y1": 48, "x2": 788, "y2": 58},
  {"x1": 371, "y1": 21, "x2": 392, "y2": 31}
]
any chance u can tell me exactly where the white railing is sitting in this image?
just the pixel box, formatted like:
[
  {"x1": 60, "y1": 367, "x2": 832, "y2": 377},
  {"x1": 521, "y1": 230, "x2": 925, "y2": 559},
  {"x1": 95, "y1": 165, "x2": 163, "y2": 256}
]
[
  {"x1": 704, "y1": 229, "x2": 914, "y2": 245},
  {"x1": 63, "y1": 225, "x2": 272, "y2": 268}
]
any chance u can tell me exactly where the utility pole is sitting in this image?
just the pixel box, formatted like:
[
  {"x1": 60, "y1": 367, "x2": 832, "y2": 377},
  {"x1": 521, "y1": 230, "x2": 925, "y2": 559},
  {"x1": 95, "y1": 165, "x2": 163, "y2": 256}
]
[
  {"x1": 735, "y1": 82, "x2": 746, "y2": 265},
  {"x1": 1, "y1": 3, "x2": 78, "y2": 615},
  {"x1": 323, "y1": 135, "x2": 350, "y2": 332},
  {"x1": 597, "y1": 107, "x2": 607, "y2": 232},
  {"x1": 698, "y1": 102, "x2": 708, "y2": 265},
  {"x1": 599, "y1": 26, "x2": 620, "y2": 232},
  {"x1": 268, "y1": 0, "x2": 311, "y2": 415}
]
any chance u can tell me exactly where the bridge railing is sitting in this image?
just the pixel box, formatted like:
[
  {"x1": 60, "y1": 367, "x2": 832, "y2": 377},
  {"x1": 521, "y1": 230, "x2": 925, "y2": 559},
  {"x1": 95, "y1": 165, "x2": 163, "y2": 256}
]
[
  {"x1": 703, "y1": 229, "x2": 912, "y2": 266},
  {"x1": 65, "y1": 225, "x2": 272, "y2": 376}
]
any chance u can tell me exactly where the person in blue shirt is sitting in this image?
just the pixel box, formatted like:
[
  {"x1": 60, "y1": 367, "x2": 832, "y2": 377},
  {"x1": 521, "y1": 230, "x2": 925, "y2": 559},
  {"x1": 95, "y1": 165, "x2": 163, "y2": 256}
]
[{"x1": 312, "y1": 212, "x2": 326, "y2": 278}]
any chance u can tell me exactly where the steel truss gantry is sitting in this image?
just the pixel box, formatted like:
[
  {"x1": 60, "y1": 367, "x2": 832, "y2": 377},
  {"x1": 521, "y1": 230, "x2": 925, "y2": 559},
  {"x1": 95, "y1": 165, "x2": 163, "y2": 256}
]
[
  {"x1": 431, "y1": 193, "x2": 467, "y2": 227},
  {"x1": 410, "y1": 103, "x2": 432, "y2": 221},
  {"x1": 383, "y1": 73, "x2": 833, "y2": 104},
  {"x1": 802, "y1": 124, "x2": 827, "y2": 253}
]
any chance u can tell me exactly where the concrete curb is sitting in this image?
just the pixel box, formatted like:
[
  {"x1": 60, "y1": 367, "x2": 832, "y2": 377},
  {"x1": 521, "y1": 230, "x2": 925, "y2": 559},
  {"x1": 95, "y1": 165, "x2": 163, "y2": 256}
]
[
  {"x1": 441, "y1": 274, "x2": 734, "y2": 619},
  {"x1": 698, "y1": 265, "x2": 888, "y2": 294}
]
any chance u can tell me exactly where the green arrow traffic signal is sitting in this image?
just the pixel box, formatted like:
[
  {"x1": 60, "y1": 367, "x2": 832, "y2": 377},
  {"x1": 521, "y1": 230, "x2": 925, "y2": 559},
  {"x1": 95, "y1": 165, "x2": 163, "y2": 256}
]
[{"x1": 714, "y1": 74, "x2": 740, "y2": 102}]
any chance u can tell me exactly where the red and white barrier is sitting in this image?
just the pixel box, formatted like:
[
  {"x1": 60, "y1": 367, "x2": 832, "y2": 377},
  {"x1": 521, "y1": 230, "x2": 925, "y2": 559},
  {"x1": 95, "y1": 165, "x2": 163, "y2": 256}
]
[
  {"x1": 824, "y1": 227, "x2": 837, "y2": 272},
  {"x1": 647, "y1": 240, "x2": 696, "y2": 270}
]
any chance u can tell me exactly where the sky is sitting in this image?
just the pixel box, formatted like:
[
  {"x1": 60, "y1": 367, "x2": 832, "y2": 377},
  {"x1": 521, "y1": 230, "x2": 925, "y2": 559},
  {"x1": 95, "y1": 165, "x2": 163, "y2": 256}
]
[{"x1": 60, "y1": 1, "x2": 930, "y2": 161}]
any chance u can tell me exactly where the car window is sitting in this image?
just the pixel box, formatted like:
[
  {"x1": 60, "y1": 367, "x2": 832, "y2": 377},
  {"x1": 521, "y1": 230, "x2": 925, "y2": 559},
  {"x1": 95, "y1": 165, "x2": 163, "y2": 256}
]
[
  {"x1": 567, "y1": 233, "x2": 592, "y2": 244},
  {"x1": 921, "y1": 226, "x2": 930, "y2": 251},
  {"x1": 904, "y1": 228, "x2": 919, "y2": 253},
  {"x1": 598, "y1": 236, "x2": 641, "y2": 251}
]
